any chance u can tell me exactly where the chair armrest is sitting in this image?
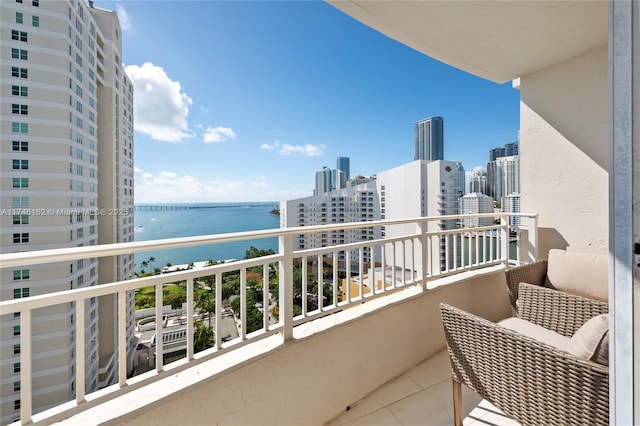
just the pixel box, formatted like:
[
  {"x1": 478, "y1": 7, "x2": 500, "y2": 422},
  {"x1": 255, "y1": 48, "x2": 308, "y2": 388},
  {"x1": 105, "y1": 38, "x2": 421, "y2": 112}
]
[
  {"x1": 440, "y1": 303, "x2": 609, "y2": 426},
  {"x1": 504, "y1": 259, "x2": 548, "y2": 315},
  {"x1": 517, "y1": 282, "x2": 609, "y2": 337}
]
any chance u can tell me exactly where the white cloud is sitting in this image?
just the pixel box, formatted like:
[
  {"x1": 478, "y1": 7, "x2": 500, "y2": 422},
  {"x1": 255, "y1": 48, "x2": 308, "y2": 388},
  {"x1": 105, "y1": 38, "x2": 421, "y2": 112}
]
[
  {"x1": 115, "y1": 4, "x2": 132, "y2": 32},
  {"x1": 125, "y1": 63, "x2": 193, "y2": 142},
  {"x1": 134, "y1": 166, "x2": 143, "y2": 173},
  {"x1": 135, "y1": 171, "x2": 244, "y2": 203},
  {"x1": 203, "y1": 126, "x2": 236, "y2": 143},
  {"x1": 472, "y1": 165, "x2": 486, "y2": 174},
  {"x1": 260, "y1": 140, "x2": 325, "y2": 157}
]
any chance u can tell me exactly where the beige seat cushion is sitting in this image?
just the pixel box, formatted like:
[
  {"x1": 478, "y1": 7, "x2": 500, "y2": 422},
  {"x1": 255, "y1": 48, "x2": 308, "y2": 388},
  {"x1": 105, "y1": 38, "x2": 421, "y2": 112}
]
[
  {"x1": 546, "y1": 249, "x2": 609, "y2": 302},
  {"x1": 498, "y1": 317, "x2": 570, "y2": 351}
]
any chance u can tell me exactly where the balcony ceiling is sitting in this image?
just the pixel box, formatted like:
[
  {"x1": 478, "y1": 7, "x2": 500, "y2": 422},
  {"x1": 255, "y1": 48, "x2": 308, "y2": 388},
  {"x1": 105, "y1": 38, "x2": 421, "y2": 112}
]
[{"x1": 327, "y1": 0, "x2": 608, "y2": 83}]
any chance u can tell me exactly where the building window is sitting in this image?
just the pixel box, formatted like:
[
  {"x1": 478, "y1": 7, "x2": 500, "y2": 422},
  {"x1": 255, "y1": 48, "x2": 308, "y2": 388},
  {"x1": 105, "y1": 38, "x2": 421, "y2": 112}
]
[
  {"x1": 12, "y1": 215, "x2": 29, "y2": 225},
  {"x1": 12, "y1": 159, "x2": 28, "y2": 170},
  {"x1": 77, "y1": 228, "x2": 84, "y2": 238},
  {"x1": 14, "y1": 382, "x2": 21, "y2": 392},
  {"x1": 13, "y1": 344, "x2": 20, "y2": 355},
  {"x1": 13, "y1": 270, "x2": 30, "y2": 280},
  {"x1": 13, "y1": 288, "x2": 30, "y2": 298},
  {"x1": 77, "y1": 164, "x2": 83, "y2": 175},
  {"x1": 13, "y1": 326, "x2": 20, "y2": 337},
  {"x1": 12, "y1": 178, "x2": 29, "y2": 188},
  {"x1": 14, "y1": 400, "x2": 20, "y2": 411},
  {"x1": 16, "y1": 12, "x2": 23, "y2": 24},
  {"x1": 11, "y1": 30, "x2": 28, "y2": 42},
  {"x1": 32, "y1": 0, "x2": 39, "y2": 6},
  {"x1": 12, "y1": 197, "x2": 28, "y2": 207},
  {"x1": 12, "y1": 141, "x2": 28, "y2": 151},
  {"x1": 32, "y1": 16, "x2": 39, "y2": 27},
  {"x1": 13, "y1": 233, "x2": 29, "y2": 244},
  {"x1": 11, "y1": 122, "x2": 28, "y2": 134},
  {"x1": 11, "y1": 48, "x2": 28, "y2": 60},
  {"x1": 11, "y1": 85, "x2": 28, "y2": 96},
  {"x1": 11, "y1": 67, "x2": 28, "y2": 78},
  {"x1": 11, "y1": 104, "x2": 28, "y2": 115}
]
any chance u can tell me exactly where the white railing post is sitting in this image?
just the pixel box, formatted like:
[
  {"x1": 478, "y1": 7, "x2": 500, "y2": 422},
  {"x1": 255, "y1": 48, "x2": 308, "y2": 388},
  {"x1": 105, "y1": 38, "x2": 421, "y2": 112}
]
[
  {"x1": 528, "y1": 214, "x2": 538, "y2": 262},
  {"x1": 118, "y1": 291, "x2": 127, "y2": 386},
  {"x1": 20, "y1": 309, "x2": 32, "y2": 425},
  {"x1": 500, "y1": 214, "x2": 509, "y2": 266},
  {"x1": 278, "y1": 234, "x2": 293, "y2": 341},
  {"x1": 75, "y1": 301, "x2": 85, "y2": 403},
  {"x1": 186, "y1": 277, "x2": 194, "y2": 360},
  {"x1": 419, "y1": 222, "x2": 427, "y2": 291},
  {"x1": 155, "y1": 284, "x2": 163, "y2": 373}
]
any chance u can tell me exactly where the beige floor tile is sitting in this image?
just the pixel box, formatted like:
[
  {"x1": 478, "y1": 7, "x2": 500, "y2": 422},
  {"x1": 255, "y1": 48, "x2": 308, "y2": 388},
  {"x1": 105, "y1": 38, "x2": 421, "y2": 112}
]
[
  {"x1": 386, "y1": 379, "x2": 454, "y2": 425},
  {"x1": 336, "y1": 375, "x2": 422, "y2": 424},
  {"x1": 342, "y1": 407, "x2": 403, "y2": 426},
  {"x1": 404, "y1": 351, "x2": 452, "y2": 389}
]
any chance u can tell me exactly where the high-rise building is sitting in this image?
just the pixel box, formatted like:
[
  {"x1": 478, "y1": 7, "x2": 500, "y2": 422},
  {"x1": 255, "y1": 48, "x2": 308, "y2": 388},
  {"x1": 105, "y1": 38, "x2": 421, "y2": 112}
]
[
  {"x1": 414, "y1": 116, "x2": 444, "y2": 161},
  {"x1": 504, "y1": 142, "x2": 519, "y2": 157},
  {"x1": 314, "y1": 166, "x2": 332, "y2": 195},
  {"x1": 468, "y1": 170, "x2": 488, "y2": 195},
  {"x1": 489, "y1": 147, "x2": 506, "y2": 161},
  {"x1": 377, "y1": 160, "x2": 464, "y2": 273},
  {"x1": 335, "y1": 156, "x2": 350, "y2": 189},
  {"x1": 487, "y1": 155, "x2": 520, "y2": 202},
  {"x1": 459, "y1": 193, "x2": 495, "y2": 227},
  {"x1": 280, "y1": 181, "x2": 381, "y2": 269},
  {"x1": 502, "y1": 192, "x2": 521, "y2": 229},
  {"x1": 0, "y1": 1, "x2": 135, "y2": 423}
]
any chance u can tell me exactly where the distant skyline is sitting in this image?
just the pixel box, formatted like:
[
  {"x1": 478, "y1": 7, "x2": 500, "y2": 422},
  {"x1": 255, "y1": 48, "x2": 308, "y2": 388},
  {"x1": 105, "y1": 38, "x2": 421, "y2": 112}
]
[{"x1": 94, "y1": 1, "x2": 520, "y2": 203}]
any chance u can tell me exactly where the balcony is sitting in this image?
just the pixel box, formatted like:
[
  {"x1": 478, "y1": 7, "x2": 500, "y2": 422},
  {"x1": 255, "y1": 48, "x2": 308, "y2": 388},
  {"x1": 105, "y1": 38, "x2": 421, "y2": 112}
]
[{"x1": 0, "y1": 213, "x2": 536, "y2": 425}]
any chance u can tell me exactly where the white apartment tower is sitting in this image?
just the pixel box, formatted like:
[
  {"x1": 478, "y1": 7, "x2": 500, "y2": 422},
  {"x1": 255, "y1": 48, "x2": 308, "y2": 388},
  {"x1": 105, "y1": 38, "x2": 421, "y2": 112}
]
[
  {"x1": 459, "y1": 193, "x2": 495, "y2": 227},
  {"x1": 0, "y1": 1, "x2": 135, "y2": 423},
  {"x1": 377, "y1": 160, "x2": 464, "y2": 274},
  {"x1": 501, "y1": 192, "x2": 521, "y2": 228},
  {"x1": 280, "y1": 181, "x2": 381, "y2": 268},
  {"x1": 487, "y1": 154, "x2": 520, "y2": 201}
]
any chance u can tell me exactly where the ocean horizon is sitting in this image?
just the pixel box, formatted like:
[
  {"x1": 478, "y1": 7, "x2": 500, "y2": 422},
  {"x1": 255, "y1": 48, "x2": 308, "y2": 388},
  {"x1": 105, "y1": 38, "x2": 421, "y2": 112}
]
[{"x1": 133, "y1": 202, "x2": 281, "y2": 272}]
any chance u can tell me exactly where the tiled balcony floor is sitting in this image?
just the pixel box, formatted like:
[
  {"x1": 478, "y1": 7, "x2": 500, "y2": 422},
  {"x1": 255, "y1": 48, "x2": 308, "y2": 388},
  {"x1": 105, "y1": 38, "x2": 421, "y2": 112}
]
[{"x1": 326, "y1": 351, "x2": 521, "y2": 426}]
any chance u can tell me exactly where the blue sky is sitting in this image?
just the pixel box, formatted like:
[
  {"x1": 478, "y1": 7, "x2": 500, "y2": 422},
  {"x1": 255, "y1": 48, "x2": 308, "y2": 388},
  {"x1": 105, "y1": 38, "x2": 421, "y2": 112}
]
[{"x1": 94, "y1": 1, "x2": 520, "y2": 203}]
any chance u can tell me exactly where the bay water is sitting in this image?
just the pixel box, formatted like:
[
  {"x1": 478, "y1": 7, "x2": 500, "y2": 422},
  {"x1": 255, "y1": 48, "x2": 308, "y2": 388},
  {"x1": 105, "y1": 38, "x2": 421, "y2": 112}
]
[{"x1": 133, "y1": 203, "x2": 280, "y2": 272}]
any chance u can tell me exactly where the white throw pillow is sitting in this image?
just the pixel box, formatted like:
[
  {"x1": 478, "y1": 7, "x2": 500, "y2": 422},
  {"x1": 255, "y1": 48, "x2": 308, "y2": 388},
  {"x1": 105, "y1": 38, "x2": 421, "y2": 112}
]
[{"x1": 566, "y1": 314, "x2": 609, "y2": 365}]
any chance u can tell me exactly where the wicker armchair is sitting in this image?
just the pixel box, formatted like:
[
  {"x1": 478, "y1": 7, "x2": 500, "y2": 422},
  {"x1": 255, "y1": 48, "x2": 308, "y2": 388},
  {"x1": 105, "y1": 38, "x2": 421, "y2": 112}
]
[
  {"x1": 440, "y1": 283, "x2": 609, "y2": 426},
  {"x1": 504, "y1": 259, "x2": 548, "y2": 315}
]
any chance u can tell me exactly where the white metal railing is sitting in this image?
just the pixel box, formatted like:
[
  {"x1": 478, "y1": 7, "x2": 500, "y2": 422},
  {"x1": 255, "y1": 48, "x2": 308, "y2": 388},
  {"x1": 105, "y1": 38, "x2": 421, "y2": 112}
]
[{"x1": 0, "y1": 213, "x2": 537, "y2": 425}]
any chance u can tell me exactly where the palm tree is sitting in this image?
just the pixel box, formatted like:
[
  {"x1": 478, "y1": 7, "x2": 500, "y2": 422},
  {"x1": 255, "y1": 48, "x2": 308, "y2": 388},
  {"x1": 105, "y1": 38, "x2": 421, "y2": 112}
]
[
  {"x1": 148, "y1": 256, "x2": 156, "y2": 272},
  {"x1": 193, "y1": 321, "x2": 214, "y2": 352},
  {"x1": 194, "y1": 285, "x2": 215, "y2": 326},
  {"x1": 141, "y1": 260, "x2": 149, "y2": 273}
]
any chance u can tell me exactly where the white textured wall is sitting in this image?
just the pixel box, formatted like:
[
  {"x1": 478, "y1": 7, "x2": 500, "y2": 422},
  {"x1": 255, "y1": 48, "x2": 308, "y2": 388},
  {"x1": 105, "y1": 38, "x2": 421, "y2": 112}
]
[{"x1": 520, "y1": 46, "x2": 608, "y2": 256}]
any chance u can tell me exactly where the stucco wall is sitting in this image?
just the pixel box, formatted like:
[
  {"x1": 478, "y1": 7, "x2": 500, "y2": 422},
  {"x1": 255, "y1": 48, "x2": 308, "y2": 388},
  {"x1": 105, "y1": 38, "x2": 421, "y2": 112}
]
[
  {"x1": 519, "y1": 46, "x2": 608, "y2": 256},
  {"x1": 110, "y1": 269, "x2": 510, "y2": 426}
]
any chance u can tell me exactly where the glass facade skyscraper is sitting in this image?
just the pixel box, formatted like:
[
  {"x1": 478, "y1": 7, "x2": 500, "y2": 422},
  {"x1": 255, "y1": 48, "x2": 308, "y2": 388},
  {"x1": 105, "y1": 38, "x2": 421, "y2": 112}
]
[{"x1": 414, "y1": 116, "x2": 444, "y2": 161}]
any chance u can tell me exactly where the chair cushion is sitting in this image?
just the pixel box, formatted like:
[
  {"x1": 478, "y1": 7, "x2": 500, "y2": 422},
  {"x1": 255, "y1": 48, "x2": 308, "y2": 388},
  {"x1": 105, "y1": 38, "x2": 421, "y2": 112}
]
[
  {"x1": 566, "y1": 314, "x2": 609, "y2": 365},
  {"x1": 546, "y1": 249, "x2": 609, "y2": 302},
  {"x1": 498, "y1": 317, "x2": 570, "y2": 351}
]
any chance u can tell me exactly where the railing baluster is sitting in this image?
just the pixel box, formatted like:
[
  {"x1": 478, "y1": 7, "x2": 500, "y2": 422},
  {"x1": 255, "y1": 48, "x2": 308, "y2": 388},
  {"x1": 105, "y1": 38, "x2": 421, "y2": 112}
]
[
  {"x1": 263, "y1": 263, "x2": 270, "y2": 330},
  {"x1": 20, "y1": 309, "x2": 32, "y2": 425},
  {"x1": 186, "y1": 277, "x2": 194, "y2": 360},
  {"x1": 332, "y1": 251, "x2": 338, "y2": 307},
  {"x1": 278, "y1": 234, "x2": 293, "y2": 341},
  {"x1": 528, "y1": 214, "x2": 538, "y2": 262},
  {"x1": 155, "y1": 283, "x2": 163, "y2": 373},
  {"x1": 75, "y1": 300, "x2": 85, "y2": 403},
  {"x1": 346, "y1": 250, "x2": 351, "y2": 303},
  {"x1": 215, "y1": 272, "x2": 222, "y2": 349},
  {"x1": 240, "y1": 268, "x2": 247, "y2": 339},
  {"x1": 370, "y1": 246, "x2": 376, "y2": 295},
  {"x1": 318, "y1": 255, "x2": 323, "y2": 311},
  {"x1": 358, "y1": 248, "x2": 364, "y2": 298},
  {"x1": 118, "y1": 291, "x2": 127, "y2": 386},
  {"x1": 302, "y1": 256, "x2": 307, "y2": 317}
]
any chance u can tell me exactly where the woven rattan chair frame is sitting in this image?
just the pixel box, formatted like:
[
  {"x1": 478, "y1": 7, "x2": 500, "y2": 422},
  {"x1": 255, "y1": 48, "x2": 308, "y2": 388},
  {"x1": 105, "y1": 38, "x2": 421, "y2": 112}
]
[
  {"x1": 504, "y1": 259, "x2": 548, "y2": 316},
  {"x1": 440, "y1": 283, "x2": 609, "y2": 426}
]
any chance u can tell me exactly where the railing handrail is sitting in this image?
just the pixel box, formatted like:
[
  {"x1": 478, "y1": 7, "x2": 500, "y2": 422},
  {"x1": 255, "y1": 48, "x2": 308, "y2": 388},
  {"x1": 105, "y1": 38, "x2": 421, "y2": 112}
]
[{"x1": 0, "y1": 213, "x2": 536, "y2": 268}]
